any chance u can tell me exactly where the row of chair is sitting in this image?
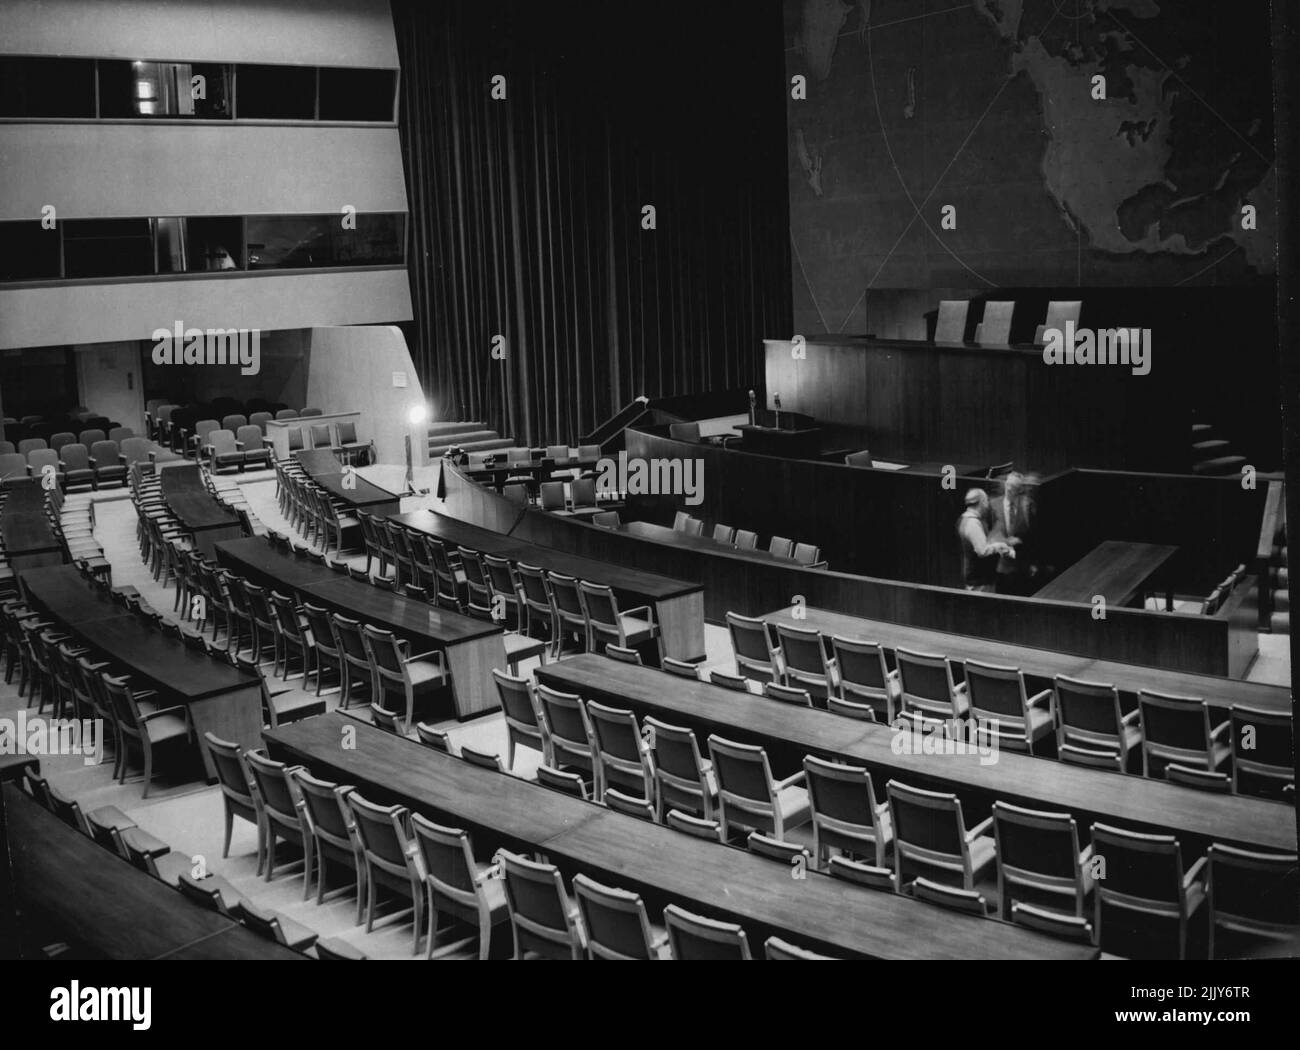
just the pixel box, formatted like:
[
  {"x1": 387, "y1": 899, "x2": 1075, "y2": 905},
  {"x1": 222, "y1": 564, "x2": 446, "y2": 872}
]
[
  {"x1": 0, "y1": 438, "x2": 132, "y2": 491},
  {"x1": 723, "y1": 613, "x2": 1294, "y2": 799},
  {"x1": 672, "y1": 511, "x2": 824, "y2": 566},
  {"x1": 3, "y1": 411, "x2": 122, "y2": 447},
  {"x1": 273, "y1": 460, "x2": 357, "y2": 553},
  {"x1": 150, "y1": 403, "x2": 322, "y2": 453},
  {"x1": 0, "y1": 427, "x2": 135, "y2": 456}
]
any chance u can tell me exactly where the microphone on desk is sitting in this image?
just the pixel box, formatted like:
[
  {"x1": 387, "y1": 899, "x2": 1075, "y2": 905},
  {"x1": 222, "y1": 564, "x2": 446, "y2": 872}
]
[
  {"x1": 773, "y1": 392, "x2": 782, "y2": 429},
  {"x1": 748, "y1": 388, "x2": 756, "y2": 426}
]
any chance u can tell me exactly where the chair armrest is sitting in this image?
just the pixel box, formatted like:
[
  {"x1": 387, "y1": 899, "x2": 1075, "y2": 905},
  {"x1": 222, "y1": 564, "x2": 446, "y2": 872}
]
[
  {"x1": 1183, "y1": 855, "x2": 1208, "y2": 889},
  {"x1": 623, "y1": 605, "x2": 655, "y2": 622},
  {"x1": 1121, "y1": 709, "x2": 1141, "y2": 726},
  {"x1": 139, "y1": 704, "x2": 188, "y2": 723},
  {"x1": 87, "y1": 457, "x2": 98, "y2": 468},
  {"x1": 775, "y1": 771, "x2": 806, "y2": 791},
  {"x1": 1027, "y1": 688, "x2": 1053, "y2": 708},
  {"x1": 235, "y1": 441, "x2": 246, "y2": 450},
  {"x1": 404, "y1": 649, "x2": 444, "y2": 664},
  {"x1": 1210, "y1": 720, "x2": 1230, "y2": 741},
  {"x1": 965, "y1": 816, "x2": 994, "y2": 842},
  {"x1": 952, "y1": 681, "x2": 969, "y2": 696}
]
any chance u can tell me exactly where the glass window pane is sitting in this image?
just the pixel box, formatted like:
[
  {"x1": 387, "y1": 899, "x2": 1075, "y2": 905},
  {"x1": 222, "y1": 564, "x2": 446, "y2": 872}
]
[
  {"x1": 0, "y1": 57, "x2": 96, "y2": 118},
  {"x1": 318, "y1": 67, "x2": 395, "y2": 121},
  {"x1": 155, "y1": 217, "x2": 244, "y2": 273},
  {"x1": 330, "y1": 212, "x2": 404, "y2": 265},
  {"x1": 237, "y1": 64, "x2": 315, "y2": 119},
  {"x1": 99, "y1": 61, "x2": 231, "y2": 118},
  {"x1": 62, "y1": 218, "x2": 154, "y2": 278},
  {"x1": 246, "y1": 215, "x2": 333, "y2": 269},
  {"x1": 0, "y1": 221, "x2": 63, "y2": 281}
]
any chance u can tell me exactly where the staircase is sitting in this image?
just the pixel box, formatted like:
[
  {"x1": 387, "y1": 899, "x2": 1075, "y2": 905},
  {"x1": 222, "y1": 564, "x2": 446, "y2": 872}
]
[
  {"x1": 1269, "y1": 520, "x2": 1289, "y2": 635},
  {"x1": 1189, "y1": 416, "x2": 1247, "y2": 476},
  {"x1": 426, "y1": 421, "x2": 514, "y2": 459}
]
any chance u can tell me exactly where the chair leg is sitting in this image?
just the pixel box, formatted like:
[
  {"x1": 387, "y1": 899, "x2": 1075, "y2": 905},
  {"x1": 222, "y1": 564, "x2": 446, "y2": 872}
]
[
  {"x1": 264, "y1": 831, "x2": 276, "y2": 881},
  {"x1": 141, "y1": 743, "x2": 154, "y2": 799},
  {"x1": 302, "y1": 836, "x2": 314, "y2": 901},
  {"x1": 365, "y1": 865, "x2": 376, "y2": 933},
  {"x1": 425, "y1": 891, "x2": 438, "y2": 960},
  {"x1": 354, "y1": 866, "x2": 366, "y2": 925},
  {"x1": 411, "y1": 883, "x2": 423, "y2": 955},
  {"x1": 223, "y1": 806, "x2": 234, "y2": 858}
]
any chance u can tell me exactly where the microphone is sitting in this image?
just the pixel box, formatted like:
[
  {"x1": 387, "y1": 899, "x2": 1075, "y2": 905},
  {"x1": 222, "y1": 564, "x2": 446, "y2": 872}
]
[
  {"x1": 773, "y1": 392, "x2": 782, "y2": 428},
  {"x1": 747, "y1": 388, "x2": 756, "y2": 426}
]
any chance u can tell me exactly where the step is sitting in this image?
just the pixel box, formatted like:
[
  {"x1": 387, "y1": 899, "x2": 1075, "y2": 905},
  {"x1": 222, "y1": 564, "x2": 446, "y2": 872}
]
[
  {"x1": 428, "y1": 436, "x2": 514, "y2": 458},
  {"x1": 1190, "y1": 439, "x2": 1229, "y2": 453},
  {"x1": 1191, "y1": 455, "x2": 1247, "y2": 476},
  {"x1": 426, "y1": 430, "x2": 503, "y2": 452},
  {"x1": 1269, "y1": 610, "x2": 1289, "y2": 634},
  {"x1": 1190, "y1": 422, "x2": 1214, "y2": 436},
  {"x1": 1275, "y1": 588, "x2": 1289, "y2": 612},
  {"x1": 426, "y1": 420, "x2": 490, "y2": 437}
]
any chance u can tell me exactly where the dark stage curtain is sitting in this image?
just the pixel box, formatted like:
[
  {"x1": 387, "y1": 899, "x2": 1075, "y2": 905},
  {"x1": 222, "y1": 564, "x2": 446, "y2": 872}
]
[{"x1": 392, "y1": 0, "x2": 792, "y2": 445}]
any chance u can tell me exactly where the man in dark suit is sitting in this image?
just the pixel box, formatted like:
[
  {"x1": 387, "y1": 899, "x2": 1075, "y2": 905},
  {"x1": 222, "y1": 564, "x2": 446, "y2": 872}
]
[{"x1": 990, "y1": 471, "x2": 1037, "y2": 594}]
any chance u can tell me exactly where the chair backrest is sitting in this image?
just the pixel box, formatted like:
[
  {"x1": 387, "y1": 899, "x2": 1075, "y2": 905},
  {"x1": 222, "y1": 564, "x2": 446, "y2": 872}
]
[
  {"x1": 1090, "y1": 821, "x2": 1186, "y2": 908},
  {"x1": 748, "y1": 831, "x2": 811, "y2": 866},
  {"x1": 347, "y1": 791, "x2": 413, "y2": 873},
  {"x1": 992, "y1": 800, "x2": 1083, "y2": 907},
  {"x1": 415, "y1": 723, "x2": 452, "y2": 752},
  {"x1": 774, "y1": 622, "x2": 831, "y2": 691},
  {"x1": 604, "y1": 644, "x2": 642, "y2": 665},
  {"x1": 460, "y1": 745, "x2": 506, "y2": 773},
  {"x1": 89, "y1": 440, "x2": 120, "y2": 467},
  {"x1": 78, "y1": 430, "x2": 106, "y2": 447},
  {"x1": 828, "y1": 855, "x2": 896, "y2": 892},
  {"x1": 765, "y1": 936, "x2": 833, "y2": 960},
  {"x1": 844, "y1": 449, "x2": 873, "y2": 467},
  {"x1": 244, "y1": 748, "x2": 300, "y2": 824},
  {"x1": 672, "y1": 511, "x2": 692, "y2": 532},
  {"x1": 887, "y1": 779, "x2": 967, "y2": 860},
  {"x1": 764, "y1": 681, "x2": 813, "y2": 707},
  {"x1": 336, "y1": 420, "x2": 358, "y2": 444},
  {"x1": 668, "y1": 421, "x2": 701, "y2": 443},
  {"x1": 680, "y1": 516, "x2": 703, "y2": 537},
  {"x1": 895, "y1": 647, "x2": 956, "y2": 707},
  {"x1": 119, "y1": 437, "x2": 152, "y2": 466},
  {"x1": 661, "y1": 657, "x2": 700, "y2": 680},
  {"x1": 832, "y1": 635, "x2": 892, "y2": 700},
  {"x1": 965, "y1": 659, "x2": 1030, "y2": 720},
  {"x1": 708, "y1": 734, "x2": 776, "y2": 815},
  {"x1": 275, "y1": 408, "x2": 299, "y2": 420},
  {"x1": 59, "y1": 444, "x2": 90, "y2": 470},
  {"x1": 709, "y1": 670, "x2": 750, "y2": 692},
  {"x1": 604, "y1": 788, "x2": 655, "y2": 822},
  {"x1": 493, "y1": 669, "x2": 540, "y2": 733},
  {"x1": 570, "y1": 477, "x2": 596, "y2": 507},
  {"x1": 409, "y1": 813, "x2": 486, "y2": 919},
  {"x1": 310, "y1": 423, "x2": 332, "y2": 448},
  {"x1": 250, "y1": 411, "x2": 274, "y2": 432},
  {"x1": 1165, "y1": 763, "x2": 1231, "y2": 792},
  {"x1": 539, "y1": 481, "x2": 566, "y2": 511},
  {"x1": 1138, "y1": 689, "x2": 1212, "y2": 755},
  {"x1": 1011, "y1": 902, "x2": 1095, "y2": 943},
  {"x1": 665, "y1": 809, "x2": 722, "y2": 841},
  {"x1": 663, "y1": 903, "x2": 751, "y2": 960},
  {"x1": 792, "y1": 542, "x2": 821, "y2": 565},
  {"x1": 733, "y1": 529, "x2": 758, "y2": 550},
  {"x1": 499, "y1": 849, "x2": 584, "y2": 958},
  {"x1": 646, "y1": 716, "x2": 707, "y2": 791},
  {"x1": 26, "y1": 448, "x2": 58, "y2": 473},
  {"x1": 1229, "y1": 704, "x2": 1294, "y2": 795},
  {"x1": 725, "y1": 612, "x2": 780, "y2": 681},
  {"x1": 577, "y1": 444, "x2": 601, "y2": 461},
  {"x1": 1207, "y1": 843, "x2": 1299, "y2": 946},
  {"x1": 591, "y1": 511, "x2": 620, "y2": 528},
  {"x1": 221, "y1": 414, "x2": 247, "y2": 432},
  {"x1": 300, "y1": 407, "x2": 324, "y2": 417},
  {"x1": 545, "y1": 444, "x2": 569, "y2": 461},
  {"x1": 1054, "y1": 674, "x2": 1125, "y2": 743},
  {"x1": 547, "y1": 571, "x2": 585, "y2": 624},
  {"x1": 208, "y1": 429, "x2": 237, "y2": 454},
  {"x1": 236, "y1": 424, "x2": 265, "y2": 451},
  {"x1": 712, "y1": 524, "x2": 735, "y2": 544},
  {"x1": 534, "y1": 683, "x2": 591, "y2": 757},
  {"x1": 536, "y1": 764, "x2": 588, "y2": 798},
  {"x1": 49, "y1": 432, "x2": 75, "y2": 452},
  {"x1": 768, "y1": 536, "x2": 794, "y2": 558},
  {"x1": 911, "y1": 877, "x2": 989, "y2": 915},
  {"x1": 293, "y1": 769, "x2": 355, "y2": 847},
  {"x1": 0, "y1": 452, "x2": 29, "y2": 479},
  {"x1": 573, "y1": 874, "x2": 661, "y2": 959},
  {"x1": 804, "y1": 754, "x2": 880, "y2": 838}
]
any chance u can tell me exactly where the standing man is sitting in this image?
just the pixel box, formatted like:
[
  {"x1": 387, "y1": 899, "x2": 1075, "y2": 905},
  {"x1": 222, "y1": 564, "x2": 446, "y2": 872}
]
[{"x1": 958, "y1": 488, "x2": 1012, "y2": 592}]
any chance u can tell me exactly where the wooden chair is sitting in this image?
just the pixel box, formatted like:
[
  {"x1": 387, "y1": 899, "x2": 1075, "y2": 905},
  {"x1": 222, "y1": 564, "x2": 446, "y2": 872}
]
[
  {"x1": 1137, "y1": 689, "x2": 1230, "y2": 779},
  {"x1": 604, "y1": 787, "x2": 657, "y2": 822},
  {"x1": 964, "y1": 659, "x2": 1054, "y2": 754},
  {"x1": 294, "y1": 770, "x2": 366, "y2": 922},
  {"x1": 493, "y1": 669, "x2": 545, "y2": 770},
  {"x1": 577, "y1": 580, "x2": 659, "y2": 662},
  {"x1": 663, "y1": 904, "x2": 750, "y2": 960},
  {"x1": 733, "y1": 529, "x2": 758, "y2": 550},
  {"x1": 764, "y1": 681, "x2": 813, "y2": 707},
  {"x1": 460, "y1": 745, "x2": 508, "y2": 773},
  {"x1": 896, "y1": 647, "x2": 969, "y2": 724},
  {"x1": 1229, "y1": 705, "x2": 1294, "y2": 799},
  {"x1": 1165, "y1": 763, "x2": 1232, "y2": 792},
  {"x1": 774, "y1": 622, "x2": 838, "y2": 703},
  {"x1": 709, "y1": 670, "x2": 751, "y2": 692},
  {"x1": 725, "y1": 611, "x2": 784, "y2": 684},
  {"x1": 992, "y1": 800, "x2": 1093, "y2": 920},
  {"x1": 804, "y1": 755, "x2": 893, "y2": 868},
  {"x1": 828, "y1": 855, "x2": 896, "y2": 892},
  {"x1": 410, "y1": 814, "x2": 509, "y2": 960},
  {"x1": 573, "y1": 874, "x2": 670, "y2": 959},
  {"x1": 534, "y1": 683, "x2": 595, "y2": 785},
  {"x1": 536, "y1": 764, "x2": 588, "y2": 799},
  {"x1": 708, "y1": 734, "x2": 810, "y2": 842},
  {"x1": 1090, "y1": 822, "x2": 1207, "y2": 959},
  {"x1": 102, "y1": 674, "x2": 194, "y2": 799},
  {"x1": 1055, "y1": 674, "x2": 1140, "y2": 771},
  {"x1": 348, "y1": 792, "x2": 425, "y2": 954},
  {"x1": 887, "y1": 779, "x2": 994, "y2": 891},
  {"x1": 665, "y1": 809, "x2": 723, "y2": 842},
  {"x1": 604, "y1": 644, "x2": 642, "y2": 665},
  {"x1": 765, "y1": 936, "x2": 834, "y2": 960},
  {"x1": 646, "y1": 716, "x2": 716, "y2": 820},
  {"x1": 203, "y1": 732, "x2": 267, "y2": 873},
  {"x1": 499, "y1": 849, "x2": 586, "y2": 959},
  {"x1": 910, "y1": 877, "x2": 989, "y2": 916},
  {"x1": 585, "y1": 698, "x2": 654, "y2": 802},
  {"x1": 362, "y1": 625, "x2": 449, "y2": 734},
  {"x1": 415, "y1": 723, "x2": 454, "y2": 754},
  {"x1": 244, "y1": 749, "x2": 313, "y2": 896},
  {"x1": 1207, "y1": 844, "x2": 1299, "y2": 959},
  {"x1": 329, "y1": 613, "x2": 373, "y2": 709},
  {"x1": 661, "y1": 657, "x2": 700, "y2": 680},
  {"x1": 712, "y1": 524, "x2": 735, "y2": 544},
  {"x1": 544, "y1": 571, "x2": 588, "y2": 658},
  {"x1": 234, "y1": 899, "x2": 318, "y2": 952},
  {"x1": 1011, "y1": 902, "x2": 1095, "y2": 944},
  {"x1": 768, "y1": 536, "x2": 794, "y2": 559}
]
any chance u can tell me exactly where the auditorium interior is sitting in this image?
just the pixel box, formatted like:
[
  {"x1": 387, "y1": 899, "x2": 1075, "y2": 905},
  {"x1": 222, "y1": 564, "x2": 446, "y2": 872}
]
[{"x1": 0, "y1": 0, "x2": 1296, "y2": 963}]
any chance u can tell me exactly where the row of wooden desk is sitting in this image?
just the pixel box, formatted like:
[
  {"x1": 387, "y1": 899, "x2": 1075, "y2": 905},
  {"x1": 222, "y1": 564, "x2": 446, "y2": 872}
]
[
  {"x1": 395, "y1": 508, "x2": 706, "y2": 662},
  {"x1": 18, "y1": 565, "x2": 262, "y2": 778},
  {"x1": 159, "y1": 463, "x2": 242, "y2": 557},
  {"x1": 1, "y1": 478, "x2": 62, "y2": 570},
  {"x1": 265, "y1": 713, "x2": 1096, "y2": 960},
  {"x1": 215, "y1": 538, "x2": 506, "y2": 719},
  {"x1": 535, "y1": 655, "x2": 1296, "y2": 854},
  {"x1": 295, "y1": 449, "x2": 400, "y2": 516},
  {"x1": 760, "y1": 605, "x2": 1291, "y2": 717},
  {"x1": 463, "y1": 454, "x2": 599, "y2": 492},
  {"x1": 2, "y1": 784, "x2": 305, "y2": 960}
]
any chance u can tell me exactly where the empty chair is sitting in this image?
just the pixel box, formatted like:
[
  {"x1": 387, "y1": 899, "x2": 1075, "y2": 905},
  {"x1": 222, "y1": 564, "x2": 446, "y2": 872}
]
[
  {"x1": 764, "y1": 681, "x2": 812, "y2": 707},
  {"x1": 293, "y1": 770, "x2": 365, "y2": 921},
  {"x1": 711, "y1": 523, "x2": 735, "y2": 545},
  {"x1": 1055, "y1": 674, "x2": 1141, "y2": 770},
  {"x1": 58, "y1": 444, "x2": 94, "y2": 491},
  {"x1": 1230, "y1": 705, "x2": 1294, "y2": 799},
  {"x1": 26, "y1": 448, "x2": 62, "y2": 488},
  {"x1": 768, "y1": 536, "x2": 794, "y2": 559},
  {"x1": 964, "y1": 659, "x2": 1054, "y2": 754},
  {"x1": 78, "y1": 428, "x2": 106, "y2": 448},
  {"x1": 645, "y1": 716, "x2": 716, "y2": 821},
  {"x1": 1137, "y1": 689, "x2": 1230, "y2": 779},
  {"x1": 765, "y1": 936, "x2": 834, "y2": 960},
  {"x1": 348, "y1": 792, "x2": 425, "y2": 954},
  {"x1": 187, "y1": 419, "x2": 219, "y2": 457},
  {"x1": 275, "y1": 408, "x2": 299, "y2": 421},
  {"x1": 887, "y1": 780, "x2": 994, "y2": 891},
  {"x1": 991, "y1": 801, "x2": 1093, "y2": 920},
  {"x1": 206, "y1": 430, "x2": 243, "y2": 474},
  {"x1": 1206, "y1": 844, "x2": 1299, "y2": 959},
  {"x1": 663, "y1": 904, "x2": 750, "y2": 960},
  {"x1": 220, "y1": 413, "x2": 247, "y2": 434},
  {"x1": 708, "y1": 734, "x2": 810, "y2": 842},
  {"x1": 410, "y1": 814, "x2": 509, "y2": 960},
  {"x1": 236, "y1": 425, "x2": 273, "y2": 470},
  {"x1": 604, "y1": 787, "x2": 656, "y2": 822},
  {"x1": 604, "y1": 644, "x2": 642, "y2": 665},
  {"x1": 733, "y1": 529, "x2": 758, "y2": 551},
  {"x1": 667, "y1": 422, "x2": 700, "y2": 442},
  {"x1": 499, "y1": 850, "x2": 586, "y2": 959},
  {"x1": 315, "y1": 937, "x2": 368, "y2": 961},
  {"x1": 544, "y1": 572, "x2": 588, "y2": 657},
  {"x1": 90, "y1": 440, "x2": 128, "y2": 487},
  {"x1": 362, "y1": 625, "x2": 449, "y2": 734},
  {"x1": 665, "y1": 809, "x2": 723, "y2": 842},
  {"x1": 896, "y1": 648, "x2": 969, "y2": 725},
  {"x1": 910, "y1": 877, "x2": 989, "y2": 916},
  {"x1": 493, "y1": 669, "x2": 544, "y2": 770},
  {"x1": 415, "y1": 723, "x2": 453, "y2": 753},
  {"x1": 843, "y1": 449, "x2": 873, "y2": 467},
  {"x1": 804, "y1": 755, "x2": 893, "y2": 868},
  {"x1": 460, "y1": 745, "x2": 507, "y2": 773},
  {"x1": 534, "y1": 682, "x2": 594, "y2": 783},
  {"x1": 203, "y1": 733, "x2": 266, "y2": 873},
  {"x1": 300, "y1": 407, "x2": 324, "y2": 417},
  {"x1": 573, "y1": 874, "x2": 670, "y2": 959},
  {"x1": 828, "y1": 855, "x2": 896, "y2": 892},
  {"x1": 0, "y1": 452, "x2": 30, "y2": 481},
  {"x1": 660, "y1": 656, "x2": 700, "y2": 680},
  {"x1": 1165, "y1": 764, "x2": 1232, "y2": 793},
  {"x1": 178, "y1": 871, "x2": 247, "y2": 917},
  {"x1": 725, "y1": 612, "x2": 784, "y2": 684},
  {"x1": 831, "y1": 636, "x2": 901, "y2": 723},
  {"x1": 578, "y1": 580, "x2": 659, "y2": 662},
  {"x1": 748, "y1": 831, "x2": 811, "y2": 868},
  {"x1": 249, "y1": 411, "x2": 274, "y2": 433},
  {"x1": 569, "y1": 476, "x2": 596, "y2": 509},
  {"x1": 49, "y1": 431, "x2": 76, "y2": 453},
  {"x1": 591, "y1": 510, "x2": 621, "y2": 528},
  {"x1": 679, "y1": 516, "x2": 704, "y2": 537},
  {"x1": 538, "y1": 481, "x2": 566, "y2": 512},
  {"x1": 774, "y1": 622, "x2": 837, "y2": 702},
  {"x1": 1090, "y1": 822, "x2": 1207, "y2": 959},
  {"x1": 709, "y1": 670, "x2": 751, "y2": 692},
  {"x1": 103, "y1": 675, "x2": 194, "y2": 798},
  {"x1": 235, "y1": 899, "x2": 318, "y2": 952},
  {"x1": 792, "y1": 542, "x2": 822, "y2": 567},
  {"x1": 17, "y1": 438, "x2": 46, "y2": 456},
  {"x1": 244, "y1": 749, "x2": 313, "y2": 895}
]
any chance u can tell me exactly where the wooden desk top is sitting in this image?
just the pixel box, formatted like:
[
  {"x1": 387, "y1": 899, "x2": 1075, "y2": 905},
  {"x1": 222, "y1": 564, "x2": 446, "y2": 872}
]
[
  {"x1": 536, "y1": 655, "x2": 1296, "y2": 854},
  {"x1": 758, "y1": 605, "x2": 1291, "y2": 716},
  {"x1": 294, "y1": 449, "x2": 397, "y2": 507},
  {"x1": 19, "y1": 566, "x2": 257, "y2": 700},
  {"x1": 3, "y1": 784, "x2": 305, "y2": 960},
  {"x1": 395, "y1": 509, "x2": 701, "y2": 602},
  {"x1": 160, "y1": 463, "x2": 240, "y2": 531},
  {"x1": 265, "y1": 714, "x2": 1096, "y2": 960},
  {"x1": 0, "y1": 479, "x2": 60, "y2": 556},
  {"x1": 216, "y1": 538, "x2": 501, "y2": 646},
  {"x1": 1035, "y1": 540, "x2": 1179, "y2": 605}
]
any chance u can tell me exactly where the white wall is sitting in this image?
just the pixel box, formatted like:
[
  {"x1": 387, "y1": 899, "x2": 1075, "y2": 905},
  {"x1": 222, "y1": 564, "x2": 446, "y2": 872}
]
[
  {"x1": 0, "y1": 124, "x2": 407, "y2": 220},
  {"x1": 0, "y1": 0, "x2": 399, "y2": 67},
  {"x1": 73, "y1": 343, "x2": 145, "y2": 433},
  {"x1": 306, "y1": 326, "x2": 427, "y2": 466},
  {"x1": 0, "y1": 268, "x2": 413, "y2": 350}
]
